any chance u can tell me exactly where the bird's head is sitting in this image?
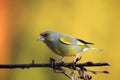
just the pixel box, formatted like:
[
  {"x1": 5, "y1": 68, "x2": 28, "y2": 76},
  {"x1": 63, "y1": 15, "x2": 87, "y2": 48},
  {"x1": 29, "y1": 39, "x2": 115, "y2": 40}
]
[{"x1": 37, "y1": 30, "x2": 58, "y2": 42}]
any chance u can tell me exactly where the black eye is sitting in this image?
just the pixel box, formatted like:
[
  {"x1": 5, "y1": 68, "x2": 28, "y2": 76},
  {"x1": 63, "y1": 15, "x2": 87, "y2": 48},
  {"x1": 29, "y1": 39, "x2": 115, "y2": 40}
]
[{"x1": 42, "y1": 33, "x2": 48, "y2": 37}]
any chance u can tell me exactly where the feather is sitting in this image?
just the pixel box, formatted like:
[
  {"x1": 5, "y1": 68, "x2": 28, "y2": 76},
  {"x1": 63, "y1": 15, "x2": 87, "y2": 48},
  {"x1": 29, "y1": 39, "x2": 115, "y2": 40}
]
[
  {"x1": 76, "y1": 38, "x2": 94, "y2": 45},
  {"x1": 59, "y1": 37, "x2": 72, "y2": 45}
]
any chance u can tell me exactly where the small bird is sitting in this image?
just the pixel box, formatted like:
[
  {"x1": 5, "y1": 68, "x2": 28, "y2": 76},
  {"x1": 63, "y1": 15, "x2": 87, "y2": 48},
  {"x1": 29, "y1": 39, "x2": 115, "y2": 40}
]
[{"x1": 37, "y1": 30, "x2": 99, "y2": 62}]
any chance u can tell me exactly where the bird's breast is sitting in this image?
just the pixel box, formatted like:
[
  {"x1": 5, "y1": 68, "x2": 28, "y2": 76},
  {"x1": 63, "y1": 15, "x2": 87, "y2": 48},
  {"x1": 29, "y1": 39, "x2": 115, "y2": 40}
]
[
  {"x1": 55, "y1": 43, "x2": 82, "y2": 56},
  {"x1": 44, "y1": 40, "x2": 82, "y2": 56}
]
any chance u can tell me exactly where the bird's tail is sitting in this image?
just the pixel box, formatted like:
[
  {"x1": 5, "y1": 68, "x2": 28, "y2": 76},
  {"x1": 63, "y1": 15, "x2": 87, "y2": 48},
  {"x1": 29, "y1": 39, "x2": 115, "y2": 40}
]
[
  {"x1": 90, "y1": 47, "x2": 102, "y2": 51},
  {"x1": 83, "y1": 46, "x2": 102, "y2": 52}
]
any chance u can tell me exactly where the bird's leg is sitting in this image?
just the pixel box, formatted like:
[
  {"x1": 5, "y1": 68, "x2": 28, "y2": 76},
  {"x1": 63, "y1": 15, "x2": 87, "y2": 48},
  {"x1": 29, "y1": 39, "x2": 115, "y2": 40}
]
[
  {"x1": 73, "y1": 53, "x2": 80, "y2": 63},
  {"x1": 69, "y1": 54, "x2": 80, "y2": 70},
  {"x1": 58, "y1": 56, "x2": 65, "y2": 63}
]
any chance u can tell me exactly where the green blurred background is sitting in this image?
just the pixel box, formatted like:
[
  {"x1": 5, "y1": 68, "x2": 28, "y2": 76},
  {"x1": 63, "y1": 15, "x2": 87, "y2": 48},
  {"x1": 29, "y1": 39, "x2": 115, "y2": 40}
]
[{"x1": 0, "y1": 0, "x2": 120, "y2": 80}]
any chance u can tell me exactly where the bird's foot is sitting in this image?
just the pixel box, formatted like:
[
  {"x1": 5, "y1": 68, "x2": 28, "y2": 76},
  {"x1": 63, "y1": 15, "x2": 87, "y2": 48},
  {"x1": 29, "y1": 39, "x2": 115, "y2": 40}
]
[
  {"x1": 49, "y1": 58, "x2": 65, "y2": 73},
  {"x1": 73, "y1": 56, "x2": 82, "y2": 63}
]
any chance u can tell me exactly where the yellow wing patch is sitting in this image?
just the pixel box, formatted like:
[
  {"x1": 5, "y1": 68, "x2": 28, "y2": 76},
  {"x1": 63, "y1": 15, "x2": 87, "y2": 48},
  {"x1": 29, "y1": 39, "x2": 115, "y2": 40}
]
[
  {"x1": 77, "y1": 41, "x2": 85, "y2": 46},
  {"x1": 60, "y1": 37, "x2": 86, "y2": 46},
  {"x1": 60, "y1": 37, "x2": 72, "y2": 45}
]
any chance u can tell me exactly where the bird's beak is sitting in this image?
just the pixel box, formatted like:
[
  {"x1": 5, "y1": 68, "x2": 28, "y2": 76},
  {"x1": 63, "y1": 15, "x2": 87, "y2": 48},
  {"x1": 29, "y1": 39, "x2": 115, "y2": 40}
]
[{"x1": 36, "y1": 36, "x2": 45, "y2": 41}]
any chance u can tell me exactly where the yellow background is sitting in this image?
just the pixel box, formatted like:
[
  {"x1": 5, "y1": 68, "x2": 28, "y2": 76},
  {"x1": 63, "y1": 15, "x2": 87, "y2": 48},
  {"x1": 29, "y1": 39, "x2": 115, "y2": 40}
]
[{"x1": 0, "y1": 0, "x2": 120, "y2": 80}]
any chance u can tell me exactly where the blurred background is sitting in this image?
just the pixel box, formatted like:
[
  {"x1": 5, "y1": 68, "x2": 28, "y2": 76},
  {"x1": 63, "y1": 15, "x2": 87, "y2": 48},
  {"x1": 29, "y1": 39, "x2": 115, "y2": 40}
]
[{"x1": 0, "y1": 0, "x2": 120, "y2": 80}]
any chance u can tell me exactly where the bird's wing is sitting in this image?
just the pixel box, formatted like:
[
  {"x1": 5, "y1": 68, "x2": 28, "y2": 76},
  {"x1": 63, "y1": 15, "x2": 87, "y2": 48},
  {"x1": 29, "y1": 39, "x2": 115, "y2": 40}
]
[
  {"x1": 76, "y1": 38, "x2": 94, "y2": 45},
  {"x1": 59, "y1": 36, "x2": 72, "y2": 45},
  {"x1": 59, "y1": 36, "x2": 85, "y2": 46}
]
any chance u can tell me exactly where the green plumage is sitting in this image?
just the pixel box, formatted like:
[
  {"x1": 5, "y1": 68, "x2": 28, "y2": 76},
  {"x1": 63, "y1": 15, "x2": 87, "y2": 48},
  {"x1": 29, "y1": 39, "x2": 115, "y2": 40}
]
[{"x1": 37, "y1": 30, "x2": 97, "y2": 62}]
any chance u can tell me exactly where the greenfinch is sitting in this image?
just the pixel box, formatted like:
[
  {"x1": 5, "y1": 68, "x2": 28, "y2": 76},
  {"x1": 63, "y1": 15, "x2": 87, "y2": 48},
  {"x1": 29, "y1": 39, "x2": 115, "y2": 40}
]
[{"x1": 37, "y1": 30, "x2": 99, "y2": 62}]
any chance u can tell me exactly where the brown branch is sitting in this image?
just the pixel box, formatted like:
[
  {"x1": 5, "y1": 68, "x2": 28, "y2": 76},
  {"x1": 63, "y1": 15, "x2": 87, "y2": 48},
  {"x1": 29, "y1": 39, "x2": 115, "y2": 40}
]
[
  {"x1": 0, "y1": 58, "x2": 110, "y2": 80},
  {"x1": 0, "y1": 60, "x2": 110, "y2": 69}
]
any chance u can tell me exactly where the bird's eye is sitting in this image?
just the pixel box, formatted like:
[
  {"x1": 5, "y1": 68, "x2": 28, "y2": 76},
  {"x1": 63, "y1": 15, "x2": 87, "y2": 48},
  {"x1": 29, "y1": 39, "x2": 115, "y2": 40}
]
[{"x1": 42, "y1": 33, "x2": 48, "y2": 37}]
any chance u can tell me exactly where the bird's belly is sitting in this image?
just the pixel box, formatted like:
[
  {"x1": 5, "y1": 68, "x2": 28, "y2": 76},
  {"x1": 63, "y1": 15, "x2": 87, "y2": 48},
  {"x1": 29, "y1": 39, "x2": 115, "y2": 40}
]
[
  {"x1": 57, "y1": 50, "x2": 77, "y2": 56},
  {"x1": 56, "y1": 45, "x2": 82, "y2": 56},
  {"x1": 45, "y1": 42, "x2": 82, "y2": 57}
]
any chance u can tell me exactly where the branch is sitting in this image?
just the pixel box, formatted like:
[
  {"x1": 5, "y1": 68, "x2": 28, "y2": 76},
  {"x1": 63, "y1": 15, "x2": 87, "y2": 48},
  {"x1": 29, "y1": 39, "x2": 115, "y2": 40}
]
[
  {"x1": 0, "y1": 58, "x2": 110, "y2": 80},
  {"x1": 0, "y1": 60, "x2": 110, "y2": 69}
]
